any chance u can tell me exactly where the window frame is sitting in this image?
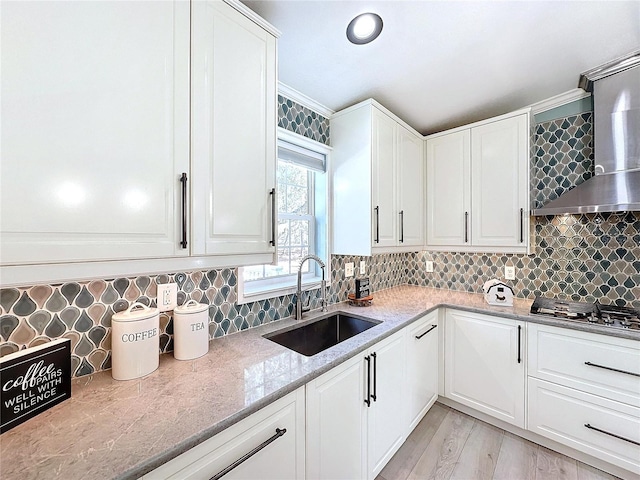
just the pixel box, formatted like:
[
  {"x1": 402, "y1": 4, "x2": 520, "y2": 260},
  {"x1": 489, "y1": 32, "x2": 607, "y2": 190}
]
[{"x1": 237, "y1": 128, "x2": 332, "y2": 304}]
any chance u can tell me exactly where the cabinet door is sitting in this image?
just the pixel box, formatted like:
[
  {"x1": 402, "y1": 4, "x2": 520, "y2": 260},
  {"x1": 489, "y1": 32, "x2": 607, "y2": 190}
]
[
  {"x1": 367, "y1": 330, "x2": 407, "y2": 479},
  {"x1": 444, "y1": 310, "x2": 525, "y2": 428},
  {"x1": 306, "y1": 354, "x2": 367, "y2": 480},
  {"x1": 144, "y1": 388, "x2": 305, "y2": 480},
  {"x1": 191, "y1": 0, "x2": 276, "y2": 258},
  {"x1": 406, "y1": 312, "x2": 439, "y2": 432},
  {"x1": 371, "y1": 108, "x2": 397, "y2": 248},
  {"x1": 471, "y1": 114, "x2": 528, "y2": 247},
  {"x1": 426, "y1": 131, "x2": 471, "y2": 246},
  {"x1": 397, "y1": 126, "x2": 425, "y2": 247},
  {"x1": 0, "y1": 1, "x2": 190, "y2": 264}
]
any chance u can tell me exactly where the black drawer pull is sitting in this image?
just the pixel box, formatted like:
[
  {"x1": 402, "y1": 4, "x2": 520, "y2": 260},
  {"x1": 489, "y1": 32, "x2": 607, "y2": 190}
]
[
  {"x1": 584, "y1": 361, "x2": 640, "y2": 378},
  {"x1": 415, "y1": 324, "x2": 437, "y2": 340},
  {"x1": 371, "y1": 352, "x2": 377, "y2": 402},
  {"x1": 364, "y1": 355, "x2": 371, "y2": 407},
  {"x1": 180, "y1": 173, "x2": 188, "y2": 249},
  {"x1": 584, "y1": 423, "x2": 640, "y2": 447},
  {"x1": 269, "y1": 188, "x2": 276, "y2": 246},
  {"x1": 517, "y1": 325, "x2": 522, "y2": 364},
  {"x1": 374, "y1": 206, "x2": 380, "y2": 243},
  {"x1": 210, "y1": 428, "x2": 287, "y2": 480}
]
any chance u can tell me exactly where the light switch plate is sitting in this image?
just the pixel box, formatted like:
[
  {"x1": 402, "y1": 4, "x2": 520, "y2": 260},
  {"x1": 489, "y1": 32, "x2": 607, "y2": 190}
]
[
  {"x1": 157, "y1": 283, "x2": 177, "y2": 312},
  {"x1": 505, "y1": 266, "x2": 516, "y2": 280},
  {"x1": 425, "y1": 260, "x2": 434, "y2": 273},
  {"x1": 345, "y1": 262, "x2": 354, "y2": 277},
  {"x1": 359, "y1": 260, "x2": 366, "y2": 275}
]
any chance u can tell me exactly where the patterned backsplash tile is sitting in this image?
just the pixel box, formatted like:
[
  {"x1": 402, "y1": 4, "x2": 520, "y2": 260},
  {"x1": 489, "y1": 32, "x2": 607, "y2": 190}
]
[{"x1": 278, "y1": 94, "x2": 330, "y2": 145}]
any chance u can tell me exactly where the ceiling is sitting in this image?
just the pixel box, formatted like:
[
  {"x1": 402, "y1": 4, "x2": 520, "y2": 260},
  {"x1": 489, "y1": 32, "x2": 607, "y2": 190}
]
[{"x1": 241, "y1": 1, "x2": 640, "y2": 135}]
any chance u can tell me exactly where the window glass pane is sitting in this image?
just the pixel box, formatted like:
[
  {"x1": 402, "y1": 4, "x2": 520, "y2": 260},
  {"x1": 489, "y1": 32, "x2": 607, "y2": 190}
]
[
  {"x1": 277, "y1": 218, "x2": 289, "y2": 246},
  {"x1": 289, "y1": 219, "x2": 309, "y2": 247},
  {"x1": 243, "y1": 265, "x2": 265, "y2": 281},
  {"x1": 287, "y1": 186, "x2": 308, "y2": 214}
]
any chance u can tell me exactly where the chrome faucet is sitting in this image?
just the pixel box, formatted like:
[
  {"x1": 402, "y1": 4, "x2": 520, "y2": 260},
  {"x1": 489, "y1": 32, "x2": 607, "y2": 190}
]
[{"x1": 295, "y1": 254, "x2": 327, "y2": 320}]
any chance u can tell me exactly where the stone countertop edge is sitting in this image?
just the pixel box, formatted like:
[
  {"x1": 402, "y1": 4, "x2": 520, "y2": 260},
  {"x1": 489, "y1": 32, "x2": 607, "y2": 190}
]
[{"x1": 2, "y1": 285, "x2": 638, "y2": 480}]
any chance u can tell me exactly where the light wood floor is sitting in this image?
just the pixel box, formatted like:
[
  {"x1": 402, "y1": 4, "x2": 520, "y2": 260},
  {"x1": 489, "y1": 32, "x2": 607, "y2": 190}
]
[{"x1": 377, "y1": 403, "x2": 620, "y2": 480}]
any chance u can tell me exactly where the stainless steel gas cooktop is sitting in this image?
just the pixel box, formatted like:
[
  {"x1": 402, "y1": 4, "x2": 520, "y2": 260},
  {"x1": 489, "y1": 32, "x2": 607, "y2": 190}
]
[{"x1": 530, "y1": 296, "x2": 640, "y2": 331}]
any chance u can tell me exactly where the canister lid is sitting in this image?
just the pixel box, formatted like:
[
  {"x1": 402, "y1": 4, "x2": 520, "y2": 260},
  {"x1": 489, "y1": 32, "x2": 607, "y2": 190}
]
[
  {"x1": 112, "y1": 302, "x2": 158, "y2": 322},
  {"x1": 174, "y1": 299, "x2": 209, "y2": 315}
]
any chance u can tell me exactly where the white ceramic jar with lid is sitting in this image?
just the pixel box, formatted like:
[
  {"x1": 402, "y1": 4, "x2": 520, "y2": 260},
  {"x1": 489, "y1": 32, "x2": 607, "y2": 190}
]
[
  {"x1": 173, "y1": 300, "x2": 209, "y2": 360},
  {"x1": 111, "y1": 302, "x2": 159, "y2": 380}
]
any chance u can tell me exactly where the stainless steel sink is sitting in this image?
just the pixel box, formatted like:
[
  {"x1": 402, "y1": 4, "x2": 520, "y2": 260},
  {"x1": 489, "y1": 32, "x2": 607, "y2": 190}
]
[{"x1": 264, "y1": 312, "x2": 381, "y2": 357}]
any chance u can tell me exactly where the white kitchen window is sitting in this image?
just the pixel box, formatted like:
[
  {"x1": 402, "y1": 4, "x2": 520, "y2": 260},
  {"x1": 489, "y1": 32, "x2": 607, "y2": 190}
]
[{"x1": 238, "y1": 129, "x2": 331, "y2": 303}]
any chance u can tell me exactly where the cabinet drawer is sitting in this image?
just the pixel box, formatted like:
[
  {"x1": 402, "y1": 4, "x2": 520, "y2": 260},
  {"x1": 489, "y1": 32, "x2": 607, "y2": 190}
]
[
  {"x1": 528, "y1": 323, "x2": 640, "y2": 407},
  {"x1": 144, "y1": 388, "x2": 304, "y2": 480},
  {"x1": 528, "y1": 378, "x2": 640, "y2": 475}
]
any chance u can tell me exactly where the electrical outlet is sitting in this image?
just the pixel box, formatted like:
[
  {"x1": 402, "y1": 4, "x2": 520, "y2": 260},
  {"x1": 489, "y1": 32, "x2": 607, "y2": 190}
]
[
  {"x1": 505, "y1": 266, "x2": 516, "y2": 281},
  {"x1": 345, "y1": 262, "x2": 354, "y2": 277},
  {"x1": 157, "y1": 283, "x2": 177, "y2": 312},
  {"x1": 359, "y1": 260, "x2": 366, "y2": 275},
  {"x1": 425, "y1": 260, "x2": 434, "y2": 273}
]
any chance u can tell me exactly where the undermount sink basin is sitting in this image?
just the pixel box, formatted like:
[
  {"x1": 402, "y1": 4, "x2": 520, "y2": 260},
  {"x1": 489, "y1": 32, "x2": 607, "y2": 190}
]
[{"x1": 264, "y1": 312, "x2": 381, "y2": 357}]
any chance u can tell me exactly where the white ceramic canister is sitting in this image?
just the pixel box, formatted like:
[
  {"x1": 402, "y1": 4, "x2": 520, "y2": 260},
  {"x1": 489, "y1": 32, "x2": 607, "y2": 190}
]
[
  {"x1": 173, "y1": 300, "x2": 209, "y2": 360},
  {"x1": 111, "y1": 302, "x2": 160, "y2": 380}
]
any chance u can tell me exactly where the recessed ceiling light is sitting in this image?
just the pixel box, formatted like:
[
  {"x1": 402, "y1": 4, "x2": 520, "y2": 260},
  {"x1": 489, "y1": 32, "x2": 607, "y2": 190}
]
[{"x1": 346, "y1": 13, "x2": 383, "y2": 45}]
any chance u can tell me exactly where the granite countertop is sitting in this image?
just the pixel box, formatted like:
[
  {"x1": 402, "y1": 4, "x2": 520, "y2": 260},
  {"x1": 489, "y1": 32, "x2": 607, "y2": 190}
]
[{"x1": 2, "y1": 285, "x2": 638, "y2": 479}]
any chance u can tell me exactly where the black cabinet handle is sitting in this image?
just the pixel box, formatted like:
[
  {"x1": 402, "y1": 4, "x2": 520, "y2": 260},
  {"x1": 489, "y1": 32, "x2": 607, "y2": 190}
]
[
  {"x1": 520, "y1": 208, "x2": 524, "y2": 243},
  {"x1": 517, "y1": 325, "x2": 522, "y2": 364},
  {"x1": 269, "y1": 188, "x2": 276, "y2": 246},
  {"x1": 415, "y1": 324, "x2": 437, "y2": 340},
  {"x1": 374, "y1": 206, "x2": 380, "y2": 243},
  {"x1": 464, "y1": 211, "x2": 469, "y2": 243},
  {"x1": 399, "y1": 210, "x2": 404, "y2": 243},
  {"x1": 180, "y1": 173, "x2": 188, "y2": 249},
  {"x1": 371, "y1": 352, "x2": 377, "y2": 402},
  {"x1": 364, "y1": 355, "x2": 371, "y2": 407},
  {"x1": 210, "y1": 428, "x2": 287, "y2": 480},
  {"x1": 584, "y1": 424, "x2": 640, "y2": 447},
  {"x1": 584, "y1": 361, "x2": 640, "y2": 378}
]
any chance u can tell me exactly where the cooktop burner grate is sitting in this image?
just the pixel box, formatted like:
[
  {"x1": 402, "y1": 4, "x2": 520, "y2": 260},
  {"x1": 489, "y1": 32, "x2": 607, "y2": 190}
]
[{"x1": 530, "y1": 297, "x2": 640, "y2": 330}]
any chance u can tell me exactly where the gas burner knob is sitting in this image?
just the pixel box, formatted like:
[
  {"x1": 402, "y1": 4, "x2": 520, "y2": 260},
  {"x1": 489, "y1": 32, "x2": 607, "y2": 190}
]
[
  {"x1": 602, "y1": 313, "x2": 614, "y2": 324},
  {"x1": 587, "y1": 313, "x2": 599, "y2": 323}
]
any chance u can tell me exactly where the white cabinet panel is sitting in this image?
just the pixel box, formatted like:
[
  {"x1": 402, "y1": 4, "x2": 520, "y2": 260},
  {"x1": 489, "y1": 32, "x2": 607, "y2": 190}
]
[
  {"x1": 367, "y1": 330, "x2": 407, "y2": 479},
  {"x1": 191, "y1": 0, "x2": 276, "y2": 258},
  {"x1": 471, "y1": 114, "x2": 528, "y2": 247},
  {"x1": 406, "y1": 311, "x2": 439, "y2": 432},
  {"x1": 1, "y1": 1, "x2": 190, "y2": 264},
  {"x1": 426, "y1": 130, "x2": 471, "y2": 246},
  {"x1": 444, "y1": 309, "x2": 526, "y2": 428},
  {"x1": 145, "y1": 388, "x2": 305, "y2": 480},
  {"x1": 371, "y1": 109, "x2": 397, "y2": 248},
  {"x1": 306, "y1": 354, "x2": 367, "y2": 480},
  {"x1": 397, "y1": 126, "x2": 425, "y2": 247},
  {"x1": 528, "y1": 323, "x2": 640, "y2": 407},
  {"x1": 528, "y1": 377, "x2": 640, "y2": 476}
]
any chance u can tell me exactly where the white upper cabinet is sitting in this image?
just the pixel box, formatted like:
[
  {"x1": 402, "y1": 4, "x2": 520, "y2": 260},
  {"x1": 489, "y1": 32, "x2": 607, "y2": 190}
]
[
  {"x1": 0, "y1": 1, "x2": 191, "y2": 265},
  {"x1": 332, "y1": 100, "x2": 425, "y2": 255},
  {"x1": 191, "y1": 0, "x2": 277, "y2": 260},
  {"x1": 426, "y1": 109, "x2": 532, "y2": 253},
  {"x1": 0, "y1": 0, "x2": 278, "y2": 285}
]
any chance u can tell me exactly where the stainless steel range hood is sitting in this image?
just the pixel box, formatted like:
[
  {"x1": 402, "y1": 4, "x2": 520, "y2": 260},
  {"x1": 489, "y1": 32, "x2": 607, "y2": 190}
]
[{"x1": 533, "y1": 50, "x2": 640, "y2": 216}]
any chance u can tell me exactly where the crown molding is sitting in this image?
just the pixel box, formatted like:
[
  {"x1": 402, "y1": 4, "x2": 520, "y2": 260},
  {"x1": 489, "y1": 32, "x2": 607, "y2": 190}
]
[
  {"x1": 529, "y1": 88, "x2": 591, "y2": 116},
  {"x1": 278, "y1": 82, "x2": 334, "y2": 118}
]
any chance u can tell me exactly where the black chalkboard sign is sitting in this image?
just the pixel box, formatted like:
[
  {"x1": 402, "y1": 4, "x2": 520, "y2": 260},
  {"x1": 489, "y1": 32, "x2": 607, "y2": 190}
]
[{"x1": 1, "y1": 338, "x2": 71, "y2": 433}]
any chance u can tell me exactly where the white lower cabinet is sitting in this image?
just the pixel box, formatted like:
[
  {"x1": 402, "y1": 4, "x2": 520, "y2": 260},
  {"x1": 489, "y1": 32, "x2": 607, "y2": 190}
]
[
  {"x1": 528, "y1": 377, "x2": 640, "y2": 475},
  {"x1": 306, "y1": 330, "x2": 407, "y2": 480},
  {"x1": 527, "y1": 323, "x2": 640, "y2": 476},
  {"x1": 144, "y1": 388, "x2": 305, "y2": 480},
  {"x1": 444, "y1": 309, "x2": 526, "y2": 428},
  {"x1": 406, "y1": 311, "x2": 439, "y2": 432}
]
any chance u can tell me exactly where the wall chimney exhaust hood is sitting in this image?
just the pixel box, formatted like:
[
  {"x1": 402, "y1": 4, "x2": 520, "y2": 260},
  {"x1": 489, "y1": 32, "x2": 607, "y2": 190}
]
[{"x1": 533, "y1": 50, "x2": 640, "y2": 216}]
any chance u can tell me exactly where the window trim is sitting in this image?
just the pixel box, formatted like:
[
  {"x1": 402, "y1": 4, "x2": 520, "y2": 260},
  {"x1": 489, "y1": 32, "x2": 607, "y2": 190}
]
[{"x1": 237, "y1": 128, "x2": 332, "y2": 305}]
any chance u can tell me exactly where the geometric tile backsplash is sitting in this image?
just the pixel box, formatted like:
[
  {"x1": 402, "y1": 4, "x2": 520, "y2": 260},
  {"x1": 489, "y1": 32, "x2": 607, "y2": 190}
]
[{"x1": 2, "y1": 104, "x2": 639, "y2": 378}]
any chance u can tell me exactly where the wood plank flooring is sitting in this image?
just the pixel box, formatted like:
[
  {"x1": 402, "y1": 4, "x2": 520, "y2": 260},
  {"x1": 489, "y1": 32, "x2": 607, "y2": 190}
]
[{"x1": 377, "y1": 403, "x2": 620, "y2": 480}]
